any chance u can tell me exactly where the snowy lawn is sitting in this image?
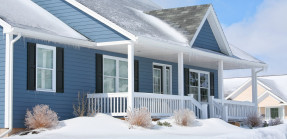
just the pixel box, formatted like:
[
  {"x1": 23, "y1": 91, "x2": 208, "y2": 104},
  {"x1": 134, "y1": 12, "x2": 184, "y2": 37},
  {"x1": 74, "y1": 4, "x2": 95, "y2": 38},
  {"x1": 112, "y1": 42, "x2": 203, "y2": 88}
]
[{"x1": 8, "y1": 114, "x2": 287, "y2": 139}]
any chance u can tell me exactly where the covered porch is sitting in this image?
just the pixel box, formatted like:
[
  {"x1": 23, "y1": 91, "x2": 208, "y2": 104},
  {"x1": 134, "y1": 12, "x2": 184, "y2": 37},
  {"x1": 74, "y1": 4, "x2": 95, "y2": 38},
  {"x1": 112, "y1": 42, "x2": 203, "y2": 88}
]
[{"x1": 88, "y1": 38, "x2": 266, "y2": 121}]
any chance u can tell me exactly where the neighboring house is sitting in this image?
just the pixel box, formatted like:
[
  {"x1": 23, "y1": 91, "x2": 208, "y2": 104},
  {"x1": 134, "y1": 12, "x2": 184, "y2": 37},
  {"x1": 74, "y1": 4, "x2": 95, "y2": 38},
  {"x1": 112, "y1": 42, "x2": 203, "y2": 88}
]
[
  {"x1": 225, "y1": 75, "x2": 287, "y2": 121},
  {"x1": 0, "y1": 0, "x2": 266, "y2": 135}
]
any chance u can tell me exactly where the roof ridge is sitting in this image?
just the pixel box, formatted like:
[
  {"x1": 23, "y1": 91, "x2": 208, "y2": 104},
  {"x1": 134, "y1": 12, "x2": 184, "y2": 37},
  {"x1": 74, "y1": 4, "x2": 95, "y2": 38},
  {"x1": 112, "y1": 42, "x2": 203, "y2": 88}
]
[{"x1": 147, "y1": 4, "x2": 212, "y2": 12}]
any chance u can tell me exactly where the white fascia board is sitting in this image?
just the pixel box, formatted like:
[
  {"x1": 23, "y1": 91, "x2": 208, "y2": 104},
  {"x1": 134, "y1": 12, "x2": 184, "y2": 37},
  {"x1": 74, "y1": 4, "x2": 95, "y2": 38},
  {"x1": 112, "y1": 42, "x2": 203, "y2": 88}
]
[
  {"x1": 65, "y1": 0, "x2": 137, "y2": 42},
  {"x1": 11, "y1": 27, "x2": 98, "y2": 48},
  {"x1": 225, "y1": 79, "x2": 251, "y2": 100},
  {"x1": 0, "y1": 19, "x2": 12, "y2": 32},
  {"x1": 96, "y1": 40, "x2": 133, "y2": 47},
  {"x1": 139, "y1": 36, "x2": 267, "y2": 68},
  {"x1": 189, "y1": 6, "x2": 211, "y2": 47}
]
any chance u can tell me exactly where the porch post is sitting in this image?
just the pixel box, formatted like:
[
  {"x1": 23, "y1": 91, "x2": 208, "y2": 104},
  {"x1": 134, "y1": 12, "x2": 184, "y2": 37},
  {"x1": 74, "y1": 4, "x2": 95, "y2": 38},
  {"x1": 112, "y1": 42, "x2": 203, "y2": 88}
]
[
  {"x1": 178, "y1": 52, "x2": 184, "y2": 109},
  {"x1": 251, "y1": 68, "x2": 258, "y2": 113},
  {"x1": 218, "y1": 60, "x2": 224, "y2": 100},
  {"x1": 128, "y1": 44, "x2": 134, "y2": 111}
]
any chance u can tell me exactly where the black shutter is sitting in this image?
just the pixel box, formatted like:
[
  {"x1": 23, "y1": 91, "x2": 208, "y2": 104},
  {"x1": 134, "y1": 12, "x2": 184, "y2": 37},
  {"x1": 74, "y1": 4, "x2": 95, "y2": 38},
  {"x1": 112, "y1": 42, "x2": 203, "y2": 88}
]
[
  {"x1": 134, "y1": 60, "x2": 139, "y2": 92},
  {"x1": 96, "y1": 54, "x2": 103, "y2": 93},
  {"x1": 56, "y1": 48, "x2": 64, "y2": 93},
  {"x1": 184, "y1": 68, "x2": 189, "y2": 96},
  {"x1": 27, "y1": 42, "x2": 36, "y2": 90},
  {"x1": 210, "y1": 72, "x2": 214, "y2": 96}
]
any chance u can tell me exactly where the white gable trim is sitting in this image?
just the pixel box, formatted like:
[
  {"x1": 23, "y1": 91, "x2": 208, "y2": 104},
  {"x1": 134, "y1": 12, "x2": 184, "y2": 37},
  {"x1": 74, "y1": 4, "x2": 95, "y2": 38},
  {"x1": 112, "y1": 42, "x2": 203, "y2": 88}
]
[
  {"x1": 190, "y1": 5, "x2": 232, "y2": 56},
  {"x1": 65, "y1": 0, "x2": 137, "y2": 42},
  {"x1": 226, "y1": 79, "x2": 251, "y2": 100}
]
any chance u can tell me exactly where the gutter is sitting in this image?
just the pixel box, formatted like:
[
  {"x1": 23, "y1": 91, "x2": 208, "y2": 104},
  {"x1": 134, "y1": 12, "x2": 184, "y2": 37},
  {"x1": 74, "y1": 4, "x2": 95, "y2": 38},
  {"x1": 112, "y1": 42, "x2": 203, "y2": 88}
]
[{"x1": 0, "y1": 33, "x2": 22, "y2": 138}]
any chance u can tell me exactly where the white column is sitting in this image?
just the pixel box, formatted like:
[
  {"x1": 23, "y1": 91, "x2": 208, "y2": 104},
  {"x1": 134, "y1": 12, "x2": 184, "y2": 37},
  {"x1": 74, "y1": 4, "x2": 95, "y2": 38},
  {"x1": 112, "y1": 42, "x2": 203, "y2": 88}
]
[
  {"x1": 218, "y1": 60, "x2": 224, "y2": 100},
  {"x1": 128, "y1": 44, "x2": 134, "y2": 111},
  {"x1": 252, "y1": 68, "x2": 258, "y2": 113},
  {"x1": 178, "y1": 52, "x2": 184, "y2": 109},
  {"x1": 4, "y1": 34, "x2": 12, "y2": 128}
]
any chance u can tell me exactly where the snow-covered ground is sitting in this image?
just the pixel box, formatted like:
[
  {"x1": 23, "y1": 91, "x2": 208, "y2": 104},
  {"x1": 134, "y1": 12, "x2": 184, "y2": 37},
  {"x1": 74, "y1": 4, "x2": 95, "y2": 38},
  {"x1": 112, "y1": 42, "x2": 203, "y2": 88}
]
[{"x1": 8, "y1": 114, "x2": 287, "y2": 139}]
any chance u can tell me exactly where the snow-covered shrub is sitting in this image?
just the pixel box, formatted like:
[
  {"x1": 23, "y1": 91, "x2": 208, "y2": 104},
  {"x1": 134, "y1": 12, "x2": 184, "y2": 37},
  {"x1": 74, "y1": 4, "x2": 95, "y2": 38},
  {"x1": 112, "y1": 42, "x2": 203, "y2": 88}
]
[
  {"x1": 157, "y1": 121, "x2": 172, "y2": 127},
  {"x1": 25, "y1": 104, "x2": 59, "y2": 129},
  {"x1": 73, "y1": 92, "x2": 87, "y2": 117},
  {"x1": 174, "y1": 109, "x2": 196, "y2": 126},
  {"x1": 244, "y1": 112, "x2": 263, "y2": 128},
  {"x1": 125, "y1": 107, "x2": 152, "y2": 128},
  {"x1": 269, "y1": 118, "x2": 283, "y2": 126}
]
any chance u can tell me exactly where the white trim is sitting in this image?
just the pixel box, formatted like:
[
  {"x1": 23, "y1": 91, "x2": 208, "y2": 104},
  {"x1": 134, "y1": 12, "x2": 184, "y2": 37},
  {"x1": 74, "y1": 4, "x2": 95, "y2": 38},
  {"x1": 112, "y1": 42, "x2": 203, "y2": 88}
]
[
  {"x1": 35, "y1": 44, "x2": 56, "y2": 92},
  {"x1": 226, "y1": 79, "x2": 252, "y2": 100},
  {"x1": 4, "y1": 34, "x2": 12, "y2": 128},
  {"x1": 103, "y1": 55, "x2": 128, "y2": 93},
  {"x1": 97, "y1": 40, "x2": 133, "y2": 47},
  {"x1": 189, "y1": 5, "x2": 232, "y2": 56},
  {"x1": 152, "y1": 62, "x2": 173, "y2": 95},
  {"x1": 0, "y1": 18, "x2": 12, "y2": 32},
  {"x1": 189, "y1": 68, "x2": 210, "y2": 103},
  {"x1": 65, "y1": 0, "x2": 137, "y2": 41}
]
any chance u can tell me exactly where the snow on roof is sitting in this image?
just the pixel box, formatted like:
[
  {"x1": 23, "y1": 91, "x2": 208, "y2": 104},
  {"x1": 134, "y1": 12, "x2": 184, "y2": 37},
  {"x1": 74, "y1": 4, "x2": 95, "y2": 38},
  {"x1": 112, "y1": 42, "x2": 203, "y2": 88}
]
[
  {"x1": 0, "y1": 0, "x2": 87, "y2": 40},
  {"x1": 224, "y1": 77, "x2": 250, "y2": 97},
  {"x1": 230, "y1": 45, "x2": 264, "y2": 63},
  {"x1": 224, "y1": 75, "x2": 287, "y2": 102},
  {"x1": 75, "y1": 0, "x2": 189, "y2": 45}
]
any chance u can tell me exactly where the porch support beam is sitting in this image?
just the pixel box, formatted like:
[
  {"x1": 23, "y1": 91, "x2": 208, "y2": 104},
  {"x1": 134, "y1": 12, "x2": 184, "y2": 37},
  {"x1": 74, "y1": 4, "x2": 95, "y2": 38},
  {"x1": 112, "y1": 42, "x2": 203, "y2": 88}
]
[
  {"x1": 218, "y1": 60, "x2": 224, "y2": 100},
  {"x1": 251, "y1": 68, "x2": 258, "y2": 113},
  {"x1": 128, "y1": 44, "x2": 134, "y2": 111},
  {"x1": 178, "y1": 52, "x2": 184, "y2": 109}
]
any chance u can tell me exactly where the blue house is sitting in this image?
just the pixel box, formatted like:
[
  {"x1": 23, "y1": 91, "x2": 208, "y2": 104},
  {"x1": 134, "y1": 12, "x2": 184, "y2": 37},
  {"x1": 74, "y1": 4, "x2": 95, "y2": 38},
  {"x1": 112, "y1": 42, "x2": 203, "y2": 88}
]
[{"x1": 0, "y1": 0, "x2": 266, "y2": 135}]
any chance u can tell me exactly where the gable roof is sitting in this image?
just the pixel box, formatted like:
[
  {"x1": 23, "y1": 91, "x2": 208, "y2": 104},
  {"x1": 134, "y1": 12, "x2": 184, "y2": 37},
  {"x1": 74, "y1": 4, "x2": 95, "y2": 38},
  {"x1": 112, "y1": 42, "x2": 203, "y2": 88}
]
[
  {"x1": 0, "y1": 0, "x2": 87, "y2": 40},
  {"x1": 224, "y1": 75, "x2": 287, "y2": 103}
]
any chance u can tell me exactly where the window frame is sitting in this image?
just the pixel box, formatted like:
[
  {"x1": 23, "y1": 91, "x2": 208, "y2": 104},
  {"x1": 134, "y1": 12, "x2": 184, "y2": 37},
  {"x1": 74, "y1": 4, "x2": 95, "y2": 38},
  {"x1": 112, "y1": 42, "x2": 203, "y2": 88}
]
[
  {"x1": 270, "y1": 107, "x2": 279, "y2": 119},
  {"x1": 152, "y1": 63, "x2": 172, "y2": 95},
  {"x1": 103, "y1": 55, "x2": 128, "y2": 93},
  {"x1": 189, "y1": 69, "x2": 210, "y2": 103},
  {"x1": 35, "y1": 44, "x2": 56, "y2": 92}
]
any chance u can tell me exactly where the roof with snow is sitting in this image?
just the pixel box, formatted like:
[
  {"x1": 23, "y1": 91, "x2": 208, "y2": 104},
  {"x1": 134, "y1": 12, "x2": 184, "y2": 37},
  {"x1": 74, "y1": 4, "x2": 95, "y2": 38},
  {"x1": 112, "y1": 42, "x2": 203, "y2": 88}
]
[
  {"x1": 224, "y1": 75, "x2": 287, "y2": 103},
  {"x1": 147, "y1": 5, "x2": 210, "y2": 43},
  {"x1": 0, "y1": 0, "x2": 87, "y2": 40}
]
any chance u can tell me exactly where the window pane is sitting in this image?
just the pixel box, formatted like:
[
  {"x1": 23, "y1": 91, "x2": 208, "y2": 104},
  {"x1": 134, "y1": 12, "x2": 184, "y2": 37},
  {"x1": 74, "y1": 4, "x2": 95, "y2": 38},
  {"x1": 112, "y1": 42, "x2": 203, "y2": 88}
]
[
  {"x1": 190, "y1": 87, "x2": 198, "y2": 100},
  {"x1": 190, "y1": 72, "x2": 198, "y2": 86},
  {"x1": 119, "y1": 61, "x2": 128, "y2": 78},
  {"x1": 201, "y1": 88, "x2": 208, "y2": 102},
  {"x1": 200, "y1": 73, "x2": 208, "y2": 88},
  {"x1": 104, "y1": 58, "x2": 116, "y2": 76},
  {"x1": 153, "y1": 69, "x2": 161, "y2": 94},
  {"x1": 104, "y1": 77, "x2": 116, "y2": 93},
  {"x1": 165, "y1": 69, "x2": 170, "y2": 94},
  {"x1": 37, "y1": 69, "x2": 52, "y2": 90},
  {"x1": 271, "y1": 108, "x2": 279, "y2": 119},
  {"x1": 119, "y1": 78, "x2": 128, "y2": 92},
  {"x1": 37, "y1": 47, "x2": 53, "y2": 69}
]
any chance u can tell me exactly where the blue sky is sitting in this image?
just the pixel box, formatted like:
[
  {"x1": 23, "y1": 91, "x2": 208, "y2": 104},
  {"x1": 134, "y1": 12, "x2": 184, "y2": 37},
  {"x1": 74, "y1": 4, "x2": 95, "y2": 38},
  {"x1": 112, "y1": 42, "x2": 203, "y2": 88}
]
[{"x1": 152, "y1": 0, "x2": 287, "y2": 78}]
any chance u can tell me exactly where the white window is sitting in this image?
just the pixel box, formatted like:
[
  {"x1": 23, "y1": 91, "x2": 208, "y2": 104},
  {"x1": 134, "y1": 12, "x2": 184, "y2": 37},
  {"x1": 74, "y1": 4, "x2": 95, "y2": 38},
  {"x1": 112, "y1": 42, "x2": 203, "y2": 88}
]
[
  {"x1": 153, "y1": 63, "x2": 172, "y2": 94},
  {"x1": 103, "y1": 55, "x2": 128, "y2": 93},
  {"x1": 36, "y1": 44, "x2": 56, "y2": 92},
  {"x1": 189, "y1": 69, "x2": 209, "y2": 102}
]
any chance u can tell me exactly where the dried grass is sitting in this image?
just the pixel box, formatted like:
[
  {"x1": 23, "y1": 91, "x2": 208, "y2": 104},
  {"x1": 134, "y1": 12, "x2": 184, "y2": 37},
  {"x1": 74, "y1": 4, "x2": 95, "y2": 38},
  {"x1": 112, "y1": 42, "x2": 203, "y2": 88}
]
[
  {"x1": 73, "y1": 92, "x2": 87, "y2": 117},
  {"x1": 125, "y1": 107, "x2": 152, "y2": 128},
  {"x1": 174, "y1": 109, "x2": 196, "y2": 126},
  {"x1": 25, "y1": 104, "x2": 59, "y2": 129}
]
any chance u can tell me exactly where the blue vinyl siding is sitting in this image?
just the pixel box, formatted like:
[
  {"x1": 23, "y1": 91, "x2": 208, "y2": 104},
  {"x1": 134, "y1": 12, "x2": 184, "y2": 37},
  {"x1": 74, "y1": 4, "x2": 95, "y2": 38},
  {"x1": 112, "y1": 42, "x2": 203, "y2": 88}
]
[
  {"x1": 0, "y1": 27, "x2": 5, "y2": 128},
  {"x1": 13, "y1": 38, "x2": 218, "y2": 128},
  {"x1": 193, "y1": 20, "x2": 221, "y2": 53},
  {"x1": 32, "y1": 0, "x2": 129, "y2": 42}
]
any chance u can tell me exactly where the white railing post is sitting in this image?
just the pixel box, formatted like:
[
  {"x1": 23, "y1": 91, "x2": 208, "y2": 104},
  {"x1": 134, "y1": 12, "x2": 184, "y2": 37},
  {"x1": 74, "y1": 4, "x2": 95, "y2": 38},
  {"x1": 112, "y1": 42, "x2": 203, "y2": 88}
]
[
  {"x1": 218, "y1": 60, "x2": 224, "y2": 100},
  {"x1": 178, "y1": 52, "x2": 184, "y2": 109},
  {"x1": 209, "y1": 96, "x2": 214, "y2": 118},
  {"x1": 222, "y1": 105, "x2": 228, "y2": 122},
  {"x1": 128, "y1": 44, "x2": 134, "y2": 111},
  {"x1": 251, "y1": 68, "x2": 258, "y2": 113},
  {"x1": 202, "y1": 104, "x2": 208, "y2": 119}
]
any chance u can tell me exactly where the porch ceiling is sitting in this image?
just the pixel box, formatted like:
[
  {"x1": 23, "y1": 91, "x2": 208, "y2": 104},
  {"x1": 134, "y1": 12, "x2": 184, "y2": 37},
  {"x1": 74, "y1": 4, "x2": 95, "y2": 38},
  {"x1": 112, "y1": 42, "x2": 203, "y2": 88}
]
[{"x1": 94, "y1": 42, "x2": 265, "y2": 71}]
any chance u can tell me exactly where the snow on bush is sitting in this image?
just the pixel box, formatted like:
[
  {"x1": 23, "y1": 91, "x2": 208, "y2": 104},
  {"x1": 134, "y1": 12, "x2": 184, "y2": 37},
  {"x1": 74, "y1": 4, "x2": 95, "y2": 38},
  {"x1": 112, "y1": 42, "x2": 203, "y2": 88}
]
[
  {"x1": 174, "y1": 109, "x2": 196, "y2": 126},
  {"x1": 125, "y1": 107, "x2": 152, "y2": 128},
  {"x1": 25, "y1": 104, "x2": 59, "y2": 129},
  {"x1": 244, "y1": 112, "x2": 263, "y2": 128},
  {"x1": 269, "y1": 118, "x2": 283, "y2": 126},
  {"x1": 73, "y1": 92, "x2": 87, "y2": 117}
]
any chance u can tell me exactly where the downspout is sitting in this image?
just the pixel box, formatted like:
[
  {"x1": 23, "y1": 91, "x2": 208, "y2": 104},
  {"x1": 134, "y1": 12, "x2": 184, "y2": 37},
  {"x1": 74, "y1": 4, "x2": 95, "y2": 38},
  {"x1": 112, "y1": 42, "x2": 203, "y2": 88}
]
[{"x1": 0, "y1": 33, "x2": 21, "y2": 138}]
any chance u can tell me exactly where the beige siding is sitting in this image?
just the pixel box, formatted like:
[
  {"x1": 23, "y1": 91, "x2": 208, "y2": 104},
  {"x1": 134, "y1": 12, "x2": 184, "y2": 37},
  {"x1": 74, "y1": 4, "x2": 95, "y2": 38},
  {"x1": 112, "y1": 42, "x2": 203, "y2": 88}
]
[
  {"x1": 260, "y1": 107, "x2": 265, "y2": 117},
  {"x1": 233, "y1": 84, "x2": 267, "y2": 102},
  {"x1": 258, "y1": 95, "x2": 281, "y2": 107},
  {"x1": 285, "y1": 106, "x2": 287, "y2": 119}
]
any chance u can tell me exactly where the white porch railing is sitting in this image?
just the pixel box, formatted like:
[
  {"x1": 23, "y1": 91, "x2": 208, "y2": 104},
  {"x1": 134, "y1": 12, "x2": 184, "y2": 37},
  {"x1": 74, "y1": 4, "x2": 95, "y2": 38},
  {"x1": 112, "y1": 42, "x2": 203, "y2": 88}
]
[
  {"x1": 210, "y1": 96, "x2": 256, "y2": 121},
  {"x1": 87, "y1": 92, "x2": 204, "y2": 118}
]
